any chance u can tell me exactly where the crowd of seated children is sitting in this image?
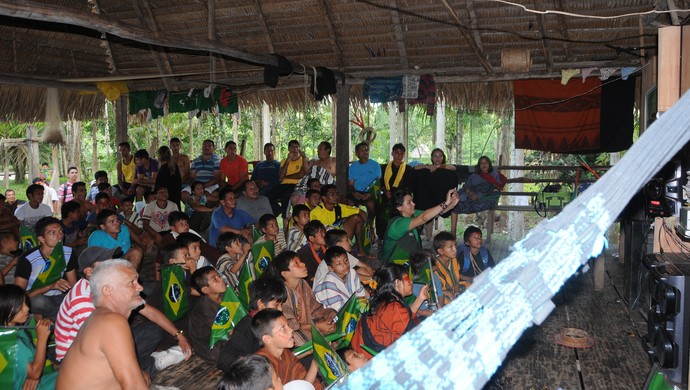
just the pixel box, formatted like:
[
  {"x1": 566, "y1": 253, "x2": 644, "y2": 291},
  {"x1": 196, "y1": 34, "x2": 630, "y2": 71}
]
[
  {"x1": 295, "y1": 220, "x2": 327, "y2": 285},
  {"x1": 351, "y1": 264, "x2": 428, "y2": 359},
  {"x1": 286, "y1": 204, "x2": 310, "y2": 252},
  {"x1": 314, "y1": 246, "x2": 366, "y2": 311},
  {"x1": 217, "y1": 276, "x2": 287, "y2": 372},
  {"x1": 255, "y1": 214, "x2": 287, "y2": 256},
  {"x1": 253, "y1": 308, "x2": 323, "y2": 390},
  {"x1": 266, "y1": 251, "x2": 336, "y2": 346},
  {"x1": 215, "y1": 232, "x2": 250, "y2": 289}
]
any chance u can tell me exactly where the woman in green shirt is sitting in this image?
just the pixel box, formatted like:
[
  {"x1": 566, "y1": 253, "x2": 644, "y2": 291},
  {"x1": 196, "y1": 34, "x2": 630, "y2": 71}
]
[{"x1": 380, "y1": 188, "x2": 459, "y2": 264}]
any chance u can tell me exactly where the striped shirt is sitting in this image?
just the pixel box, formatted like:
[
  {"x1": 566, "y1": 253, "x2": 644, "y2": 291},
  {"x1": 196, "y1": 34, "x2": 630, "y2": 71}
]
[
  {"x1": 313, "y1": 270, "x2": 364, "y2": 311},
  {"x1": 54, "y1": 279, "x2": 94, "y2": 360},
  {"x1": 191, "y1": 154, "x2": 220, "y2": 184}
]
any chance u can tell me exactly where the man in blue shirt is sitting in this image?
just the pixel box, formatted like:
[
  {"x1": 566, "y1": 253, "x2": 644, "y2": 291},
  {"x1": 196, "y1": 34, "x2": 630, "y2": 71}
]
[
  {"x1": 252, "y1": 143, "x2": 281, "y2": 214},
  {"x1": 209, "y1": 186, "x2": 256, "y2": 247},
  {"x1": 348, "y1": 142, "x2": 381, "y2": 232}
]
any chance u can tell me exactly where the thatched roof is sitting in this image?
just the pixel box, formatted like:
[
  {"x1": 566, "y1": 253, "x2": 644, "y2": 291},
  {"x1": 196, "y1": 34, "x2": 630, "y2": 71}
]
[{"x1": 0, "y1": 0, "x2": 683, "y2": 121}]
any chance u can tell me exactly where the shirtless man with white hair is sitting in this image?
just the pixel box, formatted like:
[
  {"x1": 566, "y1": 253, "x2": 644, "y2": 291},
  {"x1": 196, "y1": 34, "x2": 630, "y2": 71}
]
[{"x1": 57, "y1": 259, "x2": 149, "y2": 389}]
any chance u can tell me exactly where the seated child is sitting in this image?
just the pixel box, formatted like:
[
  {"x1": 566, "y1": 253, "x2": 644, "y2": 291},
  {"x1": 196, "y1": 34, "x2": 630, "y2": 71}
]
[
  {"x1": 350, "y1": 264, "x2": 428, "y2": 358},
  {"x1": 409, "y1": 250, "x2": 445, "y2": 318},
  {"x1": 119, "y1": 196, "x2": 143, "y2": 232},
  {"x1": 217, "y1": 354, "x2": 282, "y2": 390},
  {"x1": 216, "y1": 232, "x2": 251, "y2": 289},
  {"x1": 253, "y1": 308, "x2": 323, "y2": 390},
  {"x1": 295, "y1": 220, "x2": 327, "y2": 285},
  {"x1": 217, "y1": 276, "x2": 287, "y2": 372},
  {"x1": 188, "y1": 266, "x2": 229, "y2": 363},
  {"x1": 314, "y1": 246, "x2": 366, "y2": 311},
  {"x1": 305, "y1": 189, "x2": 322, "y2": 210},
  {"x1": 60, "y1": 201, "x2": 87, "y2": 249},
  {"x1": 457, "y1": 226, "x2": 496, "y2": 282},
  {"x1": 286, "y1": 204, "x2": 310, "y2": 252},
  {"x1": 313, "y1": 229, "x2": 374, "y2": 288},
  {"x1": 0, "y1": 231, "x2": 18, "y2": 284},
  {"x1": 433, "y1": 231, "x2": 467, "y2": 300},
  {"x1": 266, "y1": 251, "x2": 336, "y2": 346},
  {"x1": 255, "y1": 214, "x2": 287, "y2": 255},
  {"x1": 177, "y1": 232, "x2": 212, "y2": 272},
  {"x1": 336, "y1": 347, "x2": 369, "y2": 371}
]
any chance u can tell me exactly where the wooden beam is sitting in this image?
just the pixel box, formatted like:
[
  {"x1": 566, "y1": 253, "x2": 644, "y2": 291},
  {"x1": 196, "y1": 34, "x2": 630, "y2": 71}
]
[
  {"x1": 0, "y1": 0, "x2": 280, "y2": 68},
  {"x1": 335, "y1": 82, "x2": 350, "y2": 197},
  {"x1": 252, "y1": 0, "x2": 275, "y2": 53},
  {"x1": 318, "y1": 0, "x2": 344, "y2": 69},
  {"x1": 0, "y1": 74, "x2": 98, "y2": 91},
  {"x1": 552, "y1": 0, "x2": 572, "y2": 61},
  {"x1": 389, "y1": 0, "x2": 409, "y2": 70},
  {"x1": 465, "y1": 0, "x2": 485, "y2": 52},
  {"x1": 667, "y1": 0, "x2": 680, "y2": 25},
  {"x1": 439, "y1": 0, "x2": 494, "y2": 74},
  {"x1": 89, "y1": 0, "x2": 118, "y2": 73},
  {"x1": 536, "y1": 14, "x2": 553, "y2": 72},
  {"x1": 131, "y1": 0, "x2": 175, "y2": 91}
]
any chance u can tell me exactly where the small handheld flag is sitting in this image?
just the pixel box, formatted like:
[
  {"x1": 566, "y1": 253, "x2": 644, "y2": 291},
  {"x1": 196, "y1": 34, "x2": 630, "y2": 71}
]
[
  {"x1": 161, "y1": 265, "x2": 189, "y2": 322},
  {"x1": 209, "y1": 287, "x2": 248, "y2": 348},
  {"x1": 251, "y1": 241, "x2": 274, "y2": 278},
  {"x1": 311, "y1": 323, "x2": 349, "y2": 385},
  {"x1": 30, "y1": 242, "x2": 67, "y2": 292}
]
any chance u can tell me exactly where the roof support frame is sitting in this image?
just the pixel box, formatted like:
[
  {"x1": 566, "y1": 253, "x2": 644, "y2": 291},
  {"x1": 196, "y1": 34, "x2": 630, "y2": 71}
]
[
  {"x1": 532, "y1": 0, "x2": 554, "y2": 73},
  {"x1": 317, "y1": 0, "x2": 345, "y2": 69},
  {"x1": 553, "y1": 0, "x2": 572, "y2": 61},
  {"x1": 131, "y1": 0, "x2": 175, "y2": 91},
  {"x1": 252, "y1": 0, "x2": 275, "y2": 53},
  {"x1": 90, "y1": 0, "x2": 118, "y2": 73},
  {"x1": 439, "y1": 0, "x2": 494, "y2": 74},
  {"x1": 389, "y1": 0, "x2": 410, "y2": 70}
]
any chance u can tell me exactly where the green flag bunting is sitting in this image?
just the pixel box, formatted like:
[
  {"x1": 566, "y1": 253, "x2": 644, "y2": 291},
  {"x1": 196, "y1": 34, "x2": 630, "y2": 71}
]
[
  {"x1": 19, "y1": 224, "x2": 37, "y2": 252},
  {"x1": 209, "y1": 287, "x2": 248, "y2": 349},
  {"x1": 237, "y1": 260, "x2": 254, "y2": 310},
  {"x1": 311, "y1": 324, "x2": 349, "y2": 385},
  {"x1": 334, "y1": 294, "x2": 368, "y2": 348},
  {"x1": 161, "y1": 266, "x2": 189, "y2": 322},
  {"x1": 0, "y1": 328, "x2": 18, "y2": 387},
  {"x1": 30, "y1": 242, "x2": 66, "y2": 292},
  {"x1": 252, "y1": 241, "x2": 274, "y2": 278}
]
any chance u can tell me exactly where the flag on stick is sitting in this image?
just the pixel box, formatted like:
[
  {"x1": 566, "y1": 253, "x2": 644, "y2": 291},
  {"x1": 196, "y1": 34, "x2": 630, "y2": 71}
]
[
  {"x1": 237, "y1": 260, "x2": 254, "y2": 310},
  {"x1": 209, "y1": 287, "x2": 248, "y2": 348},
  {"x1": 161, "y1": 265, "x2": 189, "y2": 322},
  {"x1": 311, "y1": 323, "x2": 349, "y2": 385},
  {"x1": 19, "y1": 224, "x2": 38, "y2": 252},
  {"x1": 252, "y1": 241, "x2": 274, "y2": 278},
  {"x1": 334, "y1": 294, "x2": 368, "y2": 348},
  {"x1": 0, "y1": 328, "x2": 18, "y2": 387}
]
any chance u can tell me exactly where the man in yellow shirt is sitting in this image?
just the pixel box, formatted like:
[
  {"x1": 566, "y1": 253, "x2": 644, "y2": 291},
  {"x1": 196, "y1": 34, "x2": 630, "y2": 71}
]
[
  {"x1": 270, "y1": 140, "x2": 309, "y2": 223},
  {"x1": 310, "y1": 184, "x2": 368, "y2": 257}
]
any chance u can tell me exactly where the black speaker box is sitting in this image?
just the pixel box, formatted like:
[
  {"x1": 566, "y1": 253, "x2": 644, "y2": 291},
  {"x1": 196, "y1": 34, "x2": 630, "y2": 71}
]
[{"x1": 645, "y1": 253, "x2": 690, "y2": 384}]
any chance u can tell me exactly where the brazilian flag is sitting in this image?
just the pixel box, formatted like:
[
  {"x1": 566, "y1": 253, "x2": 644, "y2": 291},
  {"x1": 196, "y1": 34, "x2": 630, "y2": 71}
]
[
  {"x1": 364, "y1": 178, "x2": 382, "y2": 204},
  {"x1": 30, "y1": 242, "x2": 67, "y2": 292},
  {"x1": 237, "y1": 260, "x2": 254, "y2": 310},
  {"x1": 252, "y1": 226, "x2": 262, "y2": 242},
  {"x1": 209, "y1": 287, "x2": 248, "y2": 348},
  {"x1": 252, "y1": 241, "x2": 274, "y2": 278},
  {"x1": 335, "y1": 294, "x2": 368, "y2": 348},
  {"x1": 361, "y1": 223, "x2": 373, "y2": 254},
  {"x1": 0, "y1": 328, "x2": 18, "y2": 387},
  {"x1": 161, "y1": 265, "x2": 189, "y2": 322},
  {"x1": 19, "y1": 224, "x2": 38, "y2": 252},
  {"x1": 409, "y1": 259, "x2": 438, "y2": 309},
  {"x1": 311, "y1": 323, "x2": 349, "y2": 385}
]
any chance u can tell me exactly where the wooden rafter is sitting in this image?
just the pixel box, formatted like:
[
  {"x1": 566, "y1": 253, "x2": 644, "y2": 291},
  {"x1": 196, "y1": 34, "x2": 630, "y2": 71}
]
[
  {"x1": 535, "y1": 12, "x2": 554, "y2": 73},
  {"x1": 253, "y1": 0, "x2": 275, "y2": 53},
  {"x1": 553, "y1": 0, "x2": 572, "y2": 61},
  {"x1": 465, "y1": 0, "x2": 485, "y2": 52},
  {"x1": 439, "y1": 0, "x2": 494, "y2": 74},
  {"x1": 318, "y1": 0, "x2": 344, "y2": 69},
  {"x1": 389, "y1": 0, "x2": 409, "y2": 70},
  {"x1": 90, "y1": 0, "x2": 117, "y2": 73},
  {"x1": 131, "y1": 0, "x2": 175, "y2": 91},
  {"x1": 667, "y1": 0, "x2": 680, "y2": 25},
  {"x1": 0, "y1": 1, "x2": 281, "y2": 68}
]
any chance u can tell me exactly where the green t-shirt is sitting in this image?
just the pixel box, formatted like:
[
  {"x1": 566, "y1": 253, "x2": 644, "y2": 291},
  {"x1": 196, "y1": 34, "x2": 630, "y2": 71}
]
[{"x1": 381, "y1": 210, "x2": 422, "y2": 263}]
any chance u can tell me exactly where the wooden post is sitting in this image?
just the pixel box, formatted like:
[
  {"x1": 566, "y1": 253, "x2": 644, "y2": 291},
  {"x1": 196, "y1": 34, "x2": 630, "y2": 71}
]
[
  {"x1": 436, "y1": 98, "x2": 446, "y2": 152},
  {"x1": 455, "y1": 110, "x2": 463, "y2": 164},
  {"x1": 335, "y1": 82, "x2": 350, "y2": 197},
  {"x1": 92, "y1": 121, "x2": 98, "y2": 173},
  {"x1": 593, "y1": 253, "x2": 606, "y2": 291},
  {"x1": 27, "y1": 126, "x2": 40, "y2": 181},
  {"x1": 3, "y1": 142, "x2": 9, "y2": 189},
  {"x1": 114, "y1": 95, "x2": 128, "y2": 145},
  {"x1": 261, "y1": 102, "x2": 270, "y2": 158},
  {"x1": 389, "y1": 102, "x2": 397, "y2": 153}
]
